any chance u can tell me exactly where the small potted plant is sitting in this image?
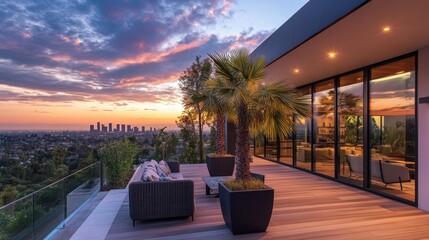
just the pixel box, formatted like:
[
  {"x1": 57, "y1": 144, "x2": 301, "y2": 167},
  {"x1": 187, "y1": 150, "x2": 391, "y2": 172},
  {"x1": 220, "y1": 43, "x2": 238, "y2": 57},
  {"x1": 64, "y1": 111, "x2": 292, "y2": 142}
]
[{"x1": 208, "y1": 48, "x2": 309, "y2": 234}]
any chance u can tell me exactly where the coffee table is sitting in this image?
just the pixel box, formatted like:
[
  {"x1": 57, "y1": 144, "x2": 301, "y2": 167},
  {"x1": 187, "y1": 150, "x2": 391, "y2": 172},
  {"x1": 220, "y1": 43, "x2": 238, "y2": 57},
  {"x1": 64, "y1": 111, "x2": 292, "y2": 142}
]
[{"x1": 202, "y1": 176, "x2": 232, "y2": 196}]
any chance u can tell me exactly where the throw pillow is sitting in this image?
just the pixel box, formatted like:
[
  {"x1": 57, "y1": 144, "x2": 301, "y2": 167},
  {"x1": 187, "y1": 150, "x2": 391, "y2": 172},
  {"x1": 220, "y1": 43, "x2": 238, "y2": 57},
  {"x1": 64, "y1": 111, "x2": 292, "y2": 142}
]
[
  {"x1": 143, "y1": 168, "x2": 160, "y2": 182},
  {"x1": 159, "y1": 160, "x2": 171, "y2": 175},
  {"x1": 150, "y1": 159, "x2": 160, "y2": 168},
  {"x1": 145, "y1": 162, "x2": 157, "y2": 172}
]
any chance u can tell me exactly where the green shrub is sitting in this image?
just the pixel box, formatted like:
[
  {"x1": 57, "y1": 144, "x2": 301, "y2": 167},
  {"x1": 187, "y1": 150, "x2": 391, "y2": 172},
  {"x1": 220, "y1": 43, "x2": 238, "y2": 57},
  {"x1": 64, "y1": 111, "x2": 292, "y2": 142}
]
[
  {"x1": 99, "y1": 138, "x2": 139, "y2": 189},
  {"x1": 223, "y1": 178, "x2": 266, "y2": 191}
]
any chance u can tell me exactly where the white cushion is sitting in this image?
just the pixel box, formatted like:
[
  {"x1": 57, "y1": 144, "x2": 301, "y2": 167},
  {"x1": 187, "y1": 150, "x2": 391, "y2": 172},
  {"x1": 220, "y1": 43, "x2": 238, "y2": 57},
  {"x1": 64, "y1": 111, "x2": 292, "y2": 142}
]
[{"x1": 159, "y1": 160, "x2": 171, "y2": 175}]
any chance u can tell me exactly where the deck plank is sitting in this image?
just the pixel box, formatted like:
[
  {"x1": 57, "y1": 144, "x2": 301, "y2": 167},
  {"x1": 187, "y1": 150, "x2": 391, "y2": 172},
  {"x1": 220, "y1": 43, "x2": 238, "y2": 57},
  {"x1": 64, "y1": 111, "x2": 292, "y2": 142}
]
[{"x1": 106, "y1": 157, "x2": 429, "y2": 239}]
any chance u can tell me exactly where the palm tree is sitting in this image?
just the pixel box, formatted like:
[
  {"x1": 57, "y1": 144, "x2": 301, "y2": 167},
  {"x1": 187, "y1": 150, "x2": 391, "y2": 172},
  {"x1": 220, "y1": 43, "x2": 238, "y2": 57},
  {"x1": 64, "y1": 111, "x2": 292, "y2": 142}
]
[{"x1": 208, "y1": 48, "x2": 309, "y2": 181}]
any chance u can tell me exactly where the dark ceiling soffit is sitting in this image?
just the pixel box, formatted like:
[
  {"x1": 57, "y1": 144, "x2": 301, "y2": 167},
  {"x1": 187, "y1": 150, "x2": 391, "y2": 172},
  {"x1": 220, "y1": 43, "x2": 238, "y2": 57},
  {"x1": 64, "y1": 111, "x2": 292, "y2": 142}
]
[{"x1": 251, "y1": 0, "x2": 370, "y2": 67}]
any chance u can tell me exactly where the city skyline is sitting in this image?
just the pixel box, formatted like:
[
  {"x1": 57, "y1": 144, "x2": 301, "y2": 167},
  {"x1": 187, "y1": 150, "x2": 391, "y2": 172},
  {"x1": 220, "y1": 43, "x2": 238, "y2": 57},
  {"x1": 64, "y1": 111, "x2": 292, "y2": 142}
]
[
  {"x1": 0, "y1": 0, "x2": 308, "y2": 130},
  {"x1": 89, "y1": 121, "x2": 155, "y2": 133}
]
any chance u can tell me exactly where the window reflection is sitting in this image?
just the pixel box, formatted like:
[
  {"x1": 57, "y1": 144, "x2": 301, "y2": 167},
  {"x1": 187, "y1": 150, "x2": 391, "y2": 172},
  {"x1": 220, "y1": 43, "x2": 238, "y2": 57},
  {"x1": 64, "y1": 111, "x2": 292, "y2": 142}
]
[
  {"x1": 338, "y1": 72, "x2": 364, "y2": 186},
  {"x1": 279, "y1": 133, "x2": 293, "y2": 165},
  {"x1": 295, "y1": 86, "x2": 312, "y2": 170},
  {"x1": 254, "y1": 135, "x2": 264, "y2": 157},
  {"x1": 370, "y1": 56, "x2": 415, "y2": 202},
  {"x1": 313, "y1": 80, "x2": 335, "y2": 177},
  {"x1": 266, "y1": 137, "x2": 277, "y2": 161}
]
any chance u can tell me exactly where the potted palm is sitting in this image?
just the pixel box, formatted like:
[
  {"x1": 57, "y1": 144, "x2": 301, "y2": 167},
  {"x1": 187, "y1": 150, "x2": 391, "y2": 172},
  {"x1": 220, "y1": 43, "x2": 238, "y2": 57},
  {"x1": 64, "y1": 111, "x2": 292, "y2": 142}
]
[
  {"x1": 207, "y1": 48, "x2": 309, "y2": 235},
  {"x1": 190, "y1": 82, "x2": 235, "y2": 176}
]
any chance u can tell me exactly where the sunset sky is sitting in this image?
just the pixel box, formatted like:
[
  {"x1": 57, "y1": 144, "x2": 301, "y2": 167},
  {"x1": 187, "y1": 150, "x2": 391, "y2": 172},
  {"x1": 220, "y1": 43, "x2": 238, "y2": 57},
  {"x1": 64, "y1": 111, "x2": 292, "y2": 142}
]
[{"x1": 0, "y1": 0, "x2": 308, "y2": 131}]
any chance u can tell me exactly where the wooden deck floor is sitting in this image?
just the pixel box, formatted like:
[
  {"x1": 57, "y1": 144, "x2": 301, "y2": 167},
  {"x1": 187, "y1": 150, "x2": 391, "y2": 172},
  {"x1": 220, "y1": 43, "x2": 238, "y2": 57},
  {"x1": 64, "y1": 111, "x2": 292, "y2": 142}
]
[{"x1": 106, "y1": 157, "x2": 429, "y2": 240}]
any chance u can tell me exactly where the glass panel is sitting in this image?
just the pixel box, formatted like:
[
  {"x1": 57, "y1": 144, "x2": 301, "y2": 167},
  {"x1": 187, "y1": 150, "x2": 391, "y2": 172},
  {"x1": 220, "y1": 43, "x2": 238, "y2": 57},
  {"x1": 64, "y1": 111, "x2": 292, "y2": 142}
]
[
  {"x1": 314, "y1": 80, "x2": 335, "y2": 177},
  {"x1": 0, "y1": 196, "x2": 33, "y2": 240},
  {"x1": 295, "y1": 86, "x2": 312, "y2": 170},
  {"x1": 254, "y1": 135, "x2": 264, "y2": 157},
  {"x1": 265, "y1": 138, "x2": 277, "y2": 161},
  {"x1": 0, "y1": 162, "x2": 100, "y2": 240},
  {"x1": 279, "y1": 133, "x2": 293, "y2": 165},
  {"x1": 370, "y1": 56, "x2": 415, "y2": 202},
  {"x1": 33, "y1": 182, "x2": 64, "y2": 240},
  {"x1": 338, "y1": 71, "x2": 364, "y2": 186}
]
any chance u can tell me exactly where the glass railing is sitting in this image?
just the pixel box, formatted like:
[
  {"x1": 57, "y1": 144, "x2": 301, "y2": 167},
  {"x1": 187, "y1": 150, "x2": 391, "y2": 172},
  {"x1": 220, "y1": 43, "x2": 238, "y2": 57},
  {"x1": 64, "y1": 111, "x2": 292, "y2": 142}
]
[{"x1": 0, "y1": 162, "x2": 101, "y2": 240}]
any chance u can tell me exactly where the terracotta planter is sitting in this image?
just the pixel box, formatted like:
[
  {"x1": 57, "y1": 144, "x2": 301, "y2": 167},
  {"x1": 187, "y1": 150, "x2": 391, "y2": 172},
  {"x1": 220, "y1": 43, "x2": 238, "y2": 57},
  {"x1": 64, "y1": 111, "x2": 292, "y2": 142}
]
[
  {"x1": 206, "y1": 155, "x2": 235, "y2": 176},
  {"x1": 218, "y1": 182, "x2": 274, "y2": 235}
]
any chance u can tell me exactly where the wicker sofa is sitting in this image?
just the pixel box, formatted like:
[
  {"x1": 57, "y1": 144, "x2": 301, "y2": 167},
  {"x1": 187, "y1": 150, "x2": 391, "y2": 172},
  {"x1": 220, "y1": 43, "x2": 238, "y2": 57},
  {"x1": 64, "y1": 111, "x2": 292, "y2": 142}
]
[{"x1": 128, "y1": 161, "x2": 195, "y2": 226}]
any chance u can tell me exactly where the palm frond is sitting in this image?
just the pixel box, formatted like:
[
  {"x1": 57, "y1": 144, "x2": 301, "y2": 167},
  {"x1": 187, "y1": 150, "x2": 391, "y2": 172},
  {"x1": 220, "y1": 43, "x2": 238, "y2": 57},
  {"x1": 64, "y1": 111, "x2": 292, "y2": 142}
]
[
  {"x1": 208, "y1": 52, "x2": 235, "y2": 83},
  {"x1": 229, "y1": 48, "x2": 266, "y2": 84}
]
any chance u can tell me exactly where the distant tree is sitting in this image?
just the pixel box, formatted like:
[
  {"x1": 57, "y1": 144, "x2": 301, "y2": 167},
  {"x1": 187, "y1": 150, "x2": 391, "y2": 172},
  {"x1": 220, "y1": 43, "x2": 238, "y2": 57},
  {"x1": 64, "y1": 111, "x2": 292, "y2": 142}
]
[
  {"x1": 52, "y1": 147, "x2": 67, "y2": 166},
  {"x1": 54, "y1": 164, "x2": 69, "y2": 178},
  {"x1": 0, "y1": 185, "x2": 19, "y2": 205},
  {"x1": 151, "y1": 127, "x2": 178, "y2": 160},
  {"x1": 179, "y1": 56, "x2": 212, "y2": 162},
  {"x1": 176, "y1": 111, "x2": 198, "y2": 163}
]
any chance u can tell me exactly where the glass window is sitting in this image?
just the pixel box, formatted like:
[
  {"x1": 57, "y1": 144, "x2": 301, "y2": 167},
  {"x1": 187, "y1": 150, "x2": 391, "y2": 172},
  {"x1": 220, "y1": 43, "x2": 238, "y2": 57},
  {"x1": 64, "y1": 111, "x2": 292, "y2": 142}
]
[
  {"x1": 313, "y1": 80, "x2": 335, "y2": 177},
  {"x1": 295, "y1": 86, "x2": 312, "y2": 170},
  {"x1": 369, "y1": 56, "x2": 415, "y2": 202},
  {"x1": 279, "y1": 133, "x2": 293, "y2": 165},
  {"x1": 338, "y1": 71, "x2": 364, "y2": 186},
  {"x1": 265, "y1": 137, "x2": 277, "y2": 161},
  {"x1": 254, "y1": 135, "x2": 264, "y2": 157}
]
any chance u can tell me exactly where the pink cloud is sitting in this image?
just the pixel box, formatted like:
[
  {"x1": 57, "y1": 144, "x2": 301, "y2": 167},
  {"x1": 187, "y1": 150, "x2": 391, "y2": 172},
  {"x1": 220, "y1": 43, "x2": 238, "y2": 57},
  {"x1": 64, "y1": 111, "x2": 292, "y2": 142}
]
[{"x1": 113, "y1": 37, "x2": 210, "y2": 67}]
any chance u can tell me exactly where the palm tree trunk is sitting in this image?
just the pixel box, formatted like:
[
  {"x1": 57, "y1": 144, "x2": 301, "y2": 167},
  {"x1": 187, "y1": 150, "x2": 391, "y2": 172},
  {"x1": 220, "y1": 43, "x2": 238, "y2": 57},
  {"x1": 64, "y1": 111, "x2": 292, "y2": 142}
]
[
  {"x1": 216, "y1": 112, "x2": 226, "y2": 155},
  {"x1": 235, "y1": 101, "x2": 251, "y2": 180},
  {"x1": 197, "y1": 104, "x2": 204, "y2": 163}
]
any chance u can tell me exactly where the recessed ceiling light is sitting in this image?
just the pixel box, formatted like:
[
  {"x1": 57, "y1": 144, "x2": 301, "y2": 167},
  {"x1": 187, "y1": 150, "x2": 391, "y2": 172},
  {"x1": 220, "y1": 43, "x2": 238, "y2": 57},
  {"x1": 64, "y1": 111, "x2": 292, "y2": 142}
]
[
  {"x1": 395, "y1": 71, "x2": 405, "y2": 75},
  {"x1": 293, "y1": 68, "x2": 300, "y2": 73},
  {"x1": 328, "y1": 52, "x2": 336, "y2": 58},
  {"x1": 383, "y1": 26, "x2": 391, "y2": 32}
]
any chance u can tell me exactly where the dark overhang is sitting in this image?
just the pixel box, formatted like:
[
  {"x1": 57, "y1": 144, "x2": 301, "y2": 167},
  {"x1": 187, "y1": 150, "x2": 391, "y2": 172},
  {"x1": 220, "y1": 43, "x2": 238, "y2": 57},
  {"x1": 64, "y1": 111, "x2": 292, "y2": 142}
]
[{"x1": 251, "y1": 0, "x2": 368, "y2": 66}]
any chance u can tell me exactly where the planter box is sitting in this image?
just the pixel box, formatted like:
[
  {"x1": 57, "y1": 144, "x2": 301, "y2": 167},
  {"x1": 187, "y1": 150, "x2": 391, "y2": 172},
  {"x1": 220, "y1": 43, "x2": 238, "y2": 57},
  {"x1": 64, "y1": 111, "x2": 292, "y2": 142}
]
[
  {"x1": 218, "y1": 182, "x2": 274, "y2": 235},
  {"x1": 206, "y1": 155, "x2": 235, "y2": 176}
]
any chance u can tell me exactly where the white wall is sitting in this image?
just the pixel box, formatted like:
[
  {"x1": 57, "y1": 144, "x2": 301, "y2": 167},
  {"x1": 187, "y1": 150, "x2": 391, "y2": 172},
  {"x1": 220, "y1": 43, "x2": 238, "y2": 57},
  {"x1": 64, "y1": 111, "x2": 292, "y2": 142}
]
[{"x1": 418, "y1": 46, "x2": 429, "y2": 212}]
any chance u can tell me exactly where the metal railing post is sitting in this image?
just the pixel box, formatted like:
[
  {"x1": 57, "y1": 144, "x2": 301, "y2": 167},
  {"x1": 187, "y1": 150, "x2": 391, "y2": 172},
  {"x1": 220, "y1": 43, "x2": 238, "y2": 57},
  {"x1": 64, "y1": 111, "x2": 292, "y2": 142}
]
[{"x1": 32, "y1": 194, "x2": 35, "y2": 240}]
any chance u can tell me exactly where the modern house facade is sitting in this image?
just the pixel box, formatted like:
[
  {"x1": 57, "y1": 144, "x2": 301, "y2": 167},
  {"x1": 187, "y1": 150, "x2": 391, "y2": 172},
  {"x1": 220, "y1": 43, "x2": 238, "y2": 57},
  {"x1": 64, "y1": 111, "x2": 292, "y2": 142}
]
[{"x1": 247, "y1": 0, "x2": 429, "y2": 211}]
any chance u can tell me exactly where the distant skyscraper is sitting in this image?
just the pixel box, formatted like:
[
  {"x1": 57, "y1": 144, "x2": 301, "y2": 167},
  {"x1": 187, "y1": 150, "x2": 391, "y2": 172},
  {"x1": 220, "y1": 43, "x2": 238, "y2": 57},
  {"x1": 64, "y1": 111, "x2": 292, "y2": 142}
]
[
  {"x1": 121, "y1": 124, "x2": 126, "y2": 132},
  {"x1": 90, "y1": 125, "x2": 94, "y2": 132},
  {"x1": 127, "y1": 125, "x2": 132, "y2": 132},
  {"x1": 142, "y1": 126, "x2": 145, "y2": 132},
  {"x1": 102, "y1": 124, "x2": 107, "y2": 132},
  {"x1": 134, "y1": 127, "x2": 138, "y2": 133},
  {"x1": 150, "y1": 127, "x2": 153, "y2": 132},
  {"x1": 109, "y1": 123, "x2": 112, "y2": 132},
  {"x1": 116, "y1": 124, "x2": 120, "y2": 132},
  {"x1": 97, "y1": 122, "x2": 100, "y2": 131}
]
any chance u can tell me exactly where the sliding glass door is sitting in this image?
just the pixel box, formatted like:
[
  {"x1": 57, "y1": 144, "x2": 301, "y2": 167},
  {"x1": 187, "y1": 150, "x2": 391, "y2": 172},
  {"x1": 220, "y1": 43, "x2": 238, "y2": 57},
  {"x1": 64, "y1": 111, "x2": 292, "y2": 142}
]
[{"x1": 369, "y1": 56, "x2": 415, "y2": 202}]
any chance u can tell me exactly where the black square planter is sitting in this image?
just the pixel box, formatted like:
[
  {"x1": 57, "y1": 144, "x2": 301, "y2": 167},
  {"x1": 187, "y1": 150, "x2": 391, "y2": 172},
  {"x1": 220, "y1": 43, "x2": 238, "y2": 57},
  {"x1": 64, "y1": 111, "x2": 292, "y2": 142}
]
[
  {"x1": 218, "y1": 182, "x2": 274, "y2": 235},
  {"x1": 206, "y1": 155, "x2": 235, "y2": 176}
]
